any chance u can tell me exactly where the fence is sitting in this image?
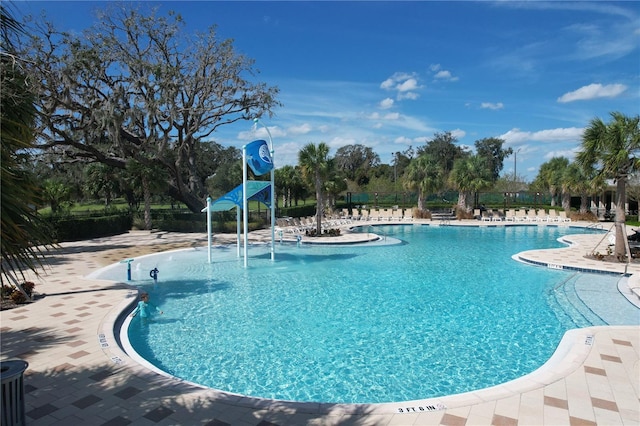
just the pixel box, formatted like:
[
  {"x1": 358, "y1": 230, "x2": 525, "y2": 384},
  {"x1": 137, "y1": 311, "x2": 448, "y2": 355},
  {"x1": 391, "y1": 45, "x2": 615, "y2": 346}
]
[{"x1": 343, "y1": 191, "x2": 553, "y2": 210}]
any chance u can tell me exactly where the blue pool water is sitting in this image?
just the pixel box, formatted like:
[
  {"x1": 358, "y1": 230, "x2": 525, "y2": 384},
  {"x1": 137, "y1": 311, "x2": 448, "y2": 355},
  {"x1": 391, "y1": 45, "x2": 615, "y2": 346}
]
[{"x1": 95, "y1": 225, "x2": 637, "y2": 404}]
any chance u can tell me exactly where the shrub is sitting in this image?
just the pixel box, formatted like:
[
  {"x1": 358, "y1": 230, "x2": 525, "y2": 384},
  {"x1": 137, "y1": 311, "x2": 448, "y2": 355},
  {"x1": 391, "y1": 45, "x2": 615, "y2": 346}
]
[
  {"x1": 1, "y1": 285, "x2": 14, "y2": 298},
  {"x1": 456, "y1": 209, "x2": 475, "y2": 220},
  {"x1": 414, "y1": 209, "x2": 432, "y2": 219},
  {"x1": 10, "y1": 290, "x2": 27, "y2": 304},
  {"x1": 306, "y1": 228, "x2": 341, "y2": 237},
  {"x1": 21, "y1": 281, "x2": 35, "y2": 297},
  {"x1": 571, "y1": 211, "x2": 598, "y2": 222},
  {"x1": 47, "y1": 213, "x2": 132, "y2": 242}
]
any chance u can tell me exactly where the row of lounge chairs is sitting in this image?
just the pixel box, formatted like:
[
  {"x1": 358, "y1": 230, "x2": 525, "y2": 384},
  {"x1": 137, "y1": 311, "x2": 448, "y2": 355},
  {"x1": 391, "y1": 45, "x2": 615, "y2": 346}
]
[
  {"x1": 475, "y1": 208, "x2": 572, "y2": 223},
  {"x1": 275, "y1": 215, "x2": 351, "y2": 235},
  {"x1": 341, "y1": 208, "x2": 414, "y2": 222},
  {"x1": 275, "y1": 208, "x2": 417, "y2": 236}
]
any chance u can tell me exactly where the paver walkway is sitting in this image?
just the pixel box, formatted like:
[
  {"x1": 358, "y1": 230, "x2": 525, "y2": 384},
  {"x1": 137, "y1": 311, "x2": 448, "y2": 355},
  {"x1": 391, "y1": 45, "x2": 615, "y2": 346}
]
[{"x1": 1, "y1": 221, "x2": 638, "y2": 425}]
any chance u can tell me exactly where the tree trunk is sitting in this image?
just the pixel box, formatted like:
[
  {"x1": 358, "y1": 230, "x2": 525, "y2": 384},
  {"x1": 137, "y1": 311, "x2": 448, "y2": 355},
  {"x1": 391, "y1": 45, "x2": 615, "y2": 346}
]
[
  {"x1": 614, "y1": 178, "x2": 627, "y2": 261},
  {"x1": 315, "y1": 174, "x2": 323, "y2": 235},
  {"x1": 417, "y1": 191, "x2": 425, "y2": 211},
  {"x1": 580, "y1": 194, "x2": 588, "y2": 214},
  {"x1": 561, "y1": 190, "x2": 571, "y2": 212},
  {"x1": 457, "y1": 191, "x2": 472, "y2": 213},
  {"x1": 143, "y1": 176, "x2": 152, "y2": 230},
  {"x1": 165, "y1": 184, "x2": 204, "y2": 213}
]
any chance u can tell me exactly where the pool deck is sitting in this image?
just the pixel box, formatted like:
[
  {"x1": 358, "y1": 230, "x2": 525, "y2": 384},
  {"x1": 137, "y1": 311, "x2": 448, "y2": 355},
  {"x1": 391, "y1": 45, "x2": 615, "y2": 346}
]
[{"x1": 1, "y1": 219, "x2": 639, "y2": 425}]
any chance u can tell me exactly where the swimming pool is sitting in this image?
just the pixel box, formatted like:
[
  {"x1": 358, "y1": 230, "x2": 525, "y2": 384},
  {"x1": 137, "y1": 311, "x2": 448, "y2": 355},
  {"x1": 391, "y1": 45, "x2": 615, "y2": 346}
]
[{"x1": 96, "y1": 225, "x2": 633, "y2": 404}]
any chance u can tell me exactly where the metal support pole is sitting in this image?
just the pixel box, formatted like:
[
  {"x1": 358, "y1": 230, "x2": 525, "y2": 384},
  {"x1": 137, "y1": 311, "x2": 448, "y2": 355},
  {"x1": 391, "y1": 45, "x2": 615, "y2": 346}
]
[
  {"x1": 242, "y1": 144, "x2": 248, "y2": 268},
  {"x1": 254, "y1": 118, "x2": 276, "y2": 262}
]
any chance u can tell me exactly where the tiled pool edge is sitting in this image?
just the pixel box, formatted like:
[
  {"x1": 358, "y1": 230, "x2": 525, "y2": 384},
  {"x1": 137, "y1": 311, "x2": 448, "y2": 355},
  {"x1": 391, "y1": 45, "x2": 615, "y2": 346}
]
[
  {"x1": 99, "y1": 291, "x2": 627, "y2": 416},
  {"x1": 95, "y1": 270, "x2": 632, "y2": 416}
]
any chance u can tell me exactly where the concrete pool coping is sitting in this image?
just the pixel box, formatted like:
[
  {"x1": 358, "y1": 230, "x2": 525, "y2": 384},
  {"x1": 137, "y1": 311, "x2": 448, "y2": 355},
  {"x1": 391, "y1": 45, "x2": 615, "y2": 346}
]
[{"x1": 1, "y1": 220, "x2": 639, "y2": 425}]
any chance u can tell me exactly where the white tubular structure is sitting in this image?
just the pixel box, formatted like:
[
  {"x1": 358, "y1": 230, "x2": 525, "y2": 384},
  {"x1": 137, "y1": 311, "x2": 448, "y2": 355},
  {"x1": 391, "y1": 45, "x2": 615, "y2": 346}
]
[{"x1": 254, "y1": 118, "x2": 276, "y2": 262}]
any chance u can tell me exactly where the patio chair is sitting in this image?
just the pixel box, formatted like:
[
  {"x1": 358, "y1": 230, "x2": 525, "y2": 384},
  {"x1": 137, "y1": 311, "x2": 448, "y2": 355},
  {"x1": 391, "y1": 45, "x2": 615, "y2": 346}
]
[
  {"x1": 491, "y1": 210, "x2": 504, "y2": 221},
  {"x1": 504, "y1": 209, "x2": 516, "y2": 221},
  {"x1": 558, "y1": 211, "x2": 572, "y2": 222},
  {"x1": 403, "y1": 208, "x2": 414, "y2": 221},
  {"x1": 534, "y1": 209, "x2": 549, "y2": 222},
  {"x1": 514, "y1": 209, "x2": 529, "y2": 222}
]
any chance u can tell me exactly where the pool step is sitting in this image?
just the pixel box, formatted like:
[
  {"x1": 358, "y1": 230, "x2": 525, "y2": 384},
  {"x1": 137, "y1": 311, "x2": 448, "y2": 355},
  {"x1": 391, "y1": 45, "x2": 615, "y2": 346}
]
[{"x1": 550, "y1": 274, "x2": 605, "y2": 327}]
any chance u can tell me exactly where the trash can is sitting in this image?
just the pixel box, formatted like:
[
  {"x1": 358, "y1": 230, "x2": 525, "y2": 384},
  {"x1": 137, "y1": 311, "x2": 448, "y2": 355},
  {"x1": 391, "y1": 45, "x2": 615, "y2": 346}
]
[{"x1": 1, "y1": 360, "x2": 29, "y2": 426}]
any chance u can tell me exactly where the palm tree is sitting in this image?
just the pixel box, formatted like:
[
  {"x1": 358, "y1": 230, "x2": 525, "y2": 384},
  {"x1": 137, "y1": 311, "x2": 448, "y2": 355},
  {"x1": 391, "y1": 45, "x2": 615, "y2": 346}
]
[
  {"x1": 537, "y1": 157, "x2": 569, "y2": 206},
  {"x1": 1, "y1": 6, "x2": 55, "y2": 286},
  {"x1": 562, "y1": 162, "x2": 601, "y2": 215},
  {"x1": 402, "y1": 154, "x2": 443, "y2": 212},
  {"x1": 576, "y1": 112, "x2": 640, "y2": 261},
  {"x1": 449, "y1": 155, "x2": 492, "y2": 213},
  {"x1": 323, "y1": 160, "x2": 347, "y2": 213},
  {"x1": 298, "y1": 142, "x2": 331, "y2": 235},
  {"x1": 275, "y1": 166, "x2": 295, "y2": 208}
]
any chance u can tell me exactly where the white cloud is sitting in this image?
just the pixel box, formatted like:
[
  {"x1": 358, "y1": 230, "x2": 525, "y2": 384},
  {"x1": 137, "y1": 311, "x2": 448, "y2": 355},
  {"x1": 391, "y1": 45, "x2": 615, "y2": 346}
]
[
  {"x1": 394, "y1": 136, "x2": 426, "y2": 145},
  {"x1": 434, "y1": 70, "x2": 459, "y2": 82},
  {"x1": 543, "y1": 148, "x2": 579, "y2": 161},
  {"x1": 396, "y1": 78, "x2": 419, "y2": 92},
  {"x1": 499, "y1": 127, "x2": 584, "y2": 144},
  {"x1": 450, "y1": 129, "x2": 466, "y2": 140},
  {"x1": 430, "y1": 64, "x2": 458, "y2": 81},
  {"x1": 379, "y1": 98, "x2": 394, "y2": 109},
  {"x1": 368, "y1": 112, "x2": 400, "y2": 121},
  {"x1": 398, "y1": 92, "x2": 419, "y2": 101},
  {"x1": 328, "y1": 136, "x2": 358, "y2": 149},
  {"x1": 238, "y1": 125, "x2": 286, "y2": 141},
  {"x1": 394, "y1": 136, "x2": 413, "y2": 145},
  {"x1": 481, "y1": 102, "x2": 504, "y2": 110},
  {"x1": 380, "y1": 72, "x2": 422, "y2": 100},
  {"x1": 380, "y1": 78, "x2": 395, "y2": 90},
  {"x1": 557, "y1": 83, "x2": 627, "y2": 103},
  {"x1": 288, "y1": 123, "x2": 312, "y2": 135}
]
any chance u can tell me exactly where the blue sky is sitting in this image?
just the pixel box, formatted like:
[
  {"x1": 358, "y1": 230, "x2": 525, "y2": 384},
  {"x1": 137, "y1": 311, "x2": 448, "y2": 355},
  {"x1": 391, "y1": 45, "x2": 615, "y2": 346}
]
[{"x1": 21, "y1": 1, "x2": 640, "y2": 181}]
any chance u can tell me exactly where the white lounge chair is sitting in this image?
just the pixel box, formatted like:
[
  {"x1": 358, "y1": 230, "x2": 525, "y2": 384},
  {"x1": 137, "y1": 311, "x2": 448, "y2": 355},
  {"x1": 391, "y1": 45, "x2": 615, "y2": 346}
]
[
  {"x1": 379, "y1": 209, "x2": 393, "y2": 221},
  {"x1": 491, "y1": 210, "x2": 504, "y2": 221},
  {"x1": 403, "y1": 208, "x2": 414, "y2": 221},
  {"x1": 504, "y1": 209, "x2": 516, "y2": 222},
  {"x1": 534, "y1": 209, "x2": 549, "y2": 222},
  {"x1": 514, "y1": 209, "x2": 529, "y2": 222},
  {"x1": 558, "y1": 211, "x2": 572, "y2": 222}
]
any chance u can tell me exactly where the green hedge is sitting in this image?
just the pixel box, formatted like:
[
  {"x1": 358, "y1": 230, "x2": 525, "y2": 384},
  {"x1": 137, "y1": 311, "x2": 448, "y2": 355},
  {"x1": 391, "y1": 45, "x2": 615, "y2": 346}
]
[
  {"x1": 44, "y1": 209, "x2": 270, "y2": 241},
  {"x1": 278, "y1": 205, "x2": 317, "y2": 218},
  {"x1": 155, "y1": 211, "x2": 265, "y2": 233},
  {"x1": 47, "y1": 213, "x2": 132, "y2": 242}
]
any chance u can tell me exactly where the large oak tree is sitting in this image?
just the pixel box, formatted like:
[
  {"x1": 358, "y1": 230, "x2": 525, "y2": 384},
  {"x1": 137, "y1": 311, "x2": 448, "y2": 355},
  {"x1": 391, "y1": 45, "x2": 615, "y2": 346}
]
[{"x1": 24, "y1": 5, "x2": 280, "y2": 212}]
